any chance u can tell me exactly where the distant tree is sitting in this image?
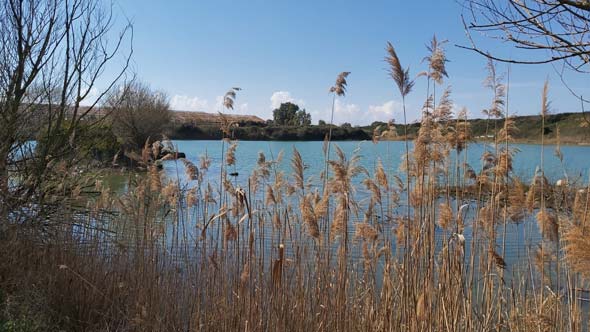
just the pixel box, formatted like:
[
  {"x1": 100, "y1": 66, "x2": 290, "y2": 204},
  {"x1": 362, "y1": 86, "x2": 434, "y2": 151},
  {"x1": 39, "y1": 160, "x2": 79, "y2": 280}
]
[
  {"x1": 318, "y1": 119, "x2": 327, "y2": 126},
  {"x1": 297, "y1": 109, "x2": 312, "y2": 126},
  {"x1": 341, "y1": 122, "x2": 352, "y2": 129},
  {"x1": 272, "y1": 102, "x2": 311, "y2": 126},
  {"x1": 108, "y1": 81, "x2": 171, "y2": 149}
]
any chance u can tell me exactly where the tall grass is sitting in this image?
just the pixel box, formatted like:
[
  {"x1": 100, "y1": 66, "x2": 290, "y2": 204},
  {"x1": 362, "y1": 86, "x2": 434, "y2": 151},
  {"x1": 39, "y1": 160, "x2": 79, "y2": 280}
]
[{"x1": 2, "y1": 43, "x2": 590, "y2": 332}]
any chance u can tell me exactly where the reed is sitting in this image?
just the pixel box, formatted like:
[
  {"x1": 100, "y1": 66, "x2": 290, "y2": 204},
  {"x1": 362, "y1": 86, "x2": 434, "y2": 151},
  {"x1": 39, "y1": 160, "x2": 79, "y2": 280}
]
[{"x1": 2, "y1": 39, "x2": 589, "y2": 332}]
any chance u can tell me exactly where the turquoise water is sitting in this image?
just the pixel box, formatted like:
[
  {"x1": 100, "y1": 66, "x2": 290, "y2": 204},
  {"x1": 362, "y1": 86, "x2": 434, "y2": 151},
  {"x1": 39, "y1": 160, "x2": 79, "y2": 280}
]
[
  {"x1": 165, "y1": 140, "x2": 590, "y2": 187},
  {"x1": 160, "y1": 140, "x2": 589, "y2": 280}
]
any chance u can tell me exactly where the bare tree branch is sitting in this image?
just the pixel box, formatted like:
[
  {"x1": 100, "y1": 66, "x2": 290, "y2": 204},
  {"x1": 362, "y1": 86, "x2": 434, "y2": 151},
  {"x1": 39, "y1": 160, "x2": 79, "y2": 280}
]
[{"x1": 461, "y1": 0, "x2": 590, "y2": 108}]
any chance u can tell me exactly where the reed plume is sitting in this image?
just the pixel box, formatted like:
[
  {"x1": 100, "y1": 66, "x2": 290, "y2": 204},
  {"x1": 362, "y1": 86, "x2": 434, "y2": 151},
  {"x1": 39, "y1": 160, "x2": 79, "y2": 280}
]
[
  {"x1": 375, "y1": 159, "x2": 388, "y2": 189},
  {"x1": 453, "y1": 107, "x2": 471, "y2": 153},
  {"x1": 433, "y1": 86, "x2": 452, "y2": 122},
  {"x1": 325, "y1": 72, "x2": 351, "y2": 193},
  {"x1": 223, "y1": 87, "x2": 241, "y2": 110},
  {"x1": 364, "y1": 178, "x2": 382, "y2": 206},
  {"x1": 313, "y1": 190, "x2": 329, "y2": 220},
  {"x1": 291, "y1": 147, "x2": 305, "y2": 192},
  {"x1": 541, "y1": 79, "x2": 551, "y2": 118},
  {"x1": 385, "y1": 41, "x2": 414, "y2": 261},
  {"x1": 496, "y1": 116, "x2": 518, "y2": 142},
  {"x1": 301, "y1": 194, "x2": 320, "y2": 239},
  {"x1": 537, "y1": 209, "x2": 559, "y2": 242},
  {"x1": 330, "y1": 72, "x2": 351, "y2": 96},
  {"x1": 490, "y1": 249, "x2": 507, "y2": 269},
  {"x1": 224, "y1": 220, "x2": 237, "y2": 242},
  {"x1": 328, "y1": 145, "x2": 366, "y2": 195},
  {"x1": 483, "y1": 58, "x2": 505, "y2": 119},
  {"x1": 331, "y1": 196, "x2": 348, "y2": 241},
  {"x1": 200, "y1": 154, "x2": 211, "y2": 171},
  {"x1": 219, "y1": 113, "x2": 237, "y2": 137},
  {"x1": 149, "y1": 165, "x2": 162, "y2": 192},
  {"x1": 563, "y1": 223, "x2": 590, "y2": 280},
  {"x1": 423, "y1": 35, "x2": 448, "y2": 85},
  {"x1": 385, "y1": 42, "x2": 414, "y2": 98},
  {"x1": 265, "y1": 184, "x2": 276, "y2": 206},
  {"x1": 355, "y1": 223, "x2": 379, "y2": 242},
  {"x1": 437, "y1": 203, "x2": 453, "y2": 230},
  {"x1": 180, "y1": 158, "x2": 199, "y2": 180},
  {"x1": 507, "y1": 179, "x2": 526, "y2": 222},
  {"x1": 226, "y1": 141, "x2": 238, "y2": 166}
]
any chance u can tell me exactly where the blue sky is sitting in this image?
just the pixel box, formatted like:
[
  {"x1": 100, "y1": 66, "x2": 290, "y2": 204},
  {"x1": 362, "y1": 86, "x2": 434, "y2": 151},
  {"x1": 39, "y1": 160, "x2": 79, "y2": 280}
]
[{"x1": 111, "y1": 0, "x2": 589, "y2": 125}]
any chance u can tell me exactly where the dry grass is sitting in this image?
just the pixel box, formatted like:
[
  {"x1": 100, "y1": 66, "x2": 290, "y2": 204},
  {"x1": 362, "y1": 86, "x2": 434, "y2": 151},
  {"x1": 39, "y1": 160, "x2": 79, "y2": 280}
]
[
  {"x1": 2, "y1": 40, "x2": 590, "y2": 332},
  {"x1": 172, "y1": 111, "x2": 264, "y2": 125}
]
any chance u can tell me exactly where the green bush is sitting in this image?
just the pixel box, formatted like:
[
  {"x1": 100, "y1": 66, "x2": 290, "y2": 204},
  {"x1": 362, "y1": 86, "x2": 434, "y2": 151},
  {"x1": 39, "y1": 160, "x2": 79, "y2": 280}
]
[{"x1": 36, "y1": 121, "x2": 120, "y2": 165}]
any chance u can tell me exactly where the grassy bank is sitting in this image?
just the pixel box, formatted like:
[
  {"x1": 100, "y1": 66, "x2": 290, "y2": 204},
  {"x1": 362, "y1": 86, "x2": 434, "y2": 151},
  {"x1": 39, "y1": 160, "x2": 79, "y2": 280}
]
[{"x1": 165, "y1": 112, "x2": 590, "y2": 145}]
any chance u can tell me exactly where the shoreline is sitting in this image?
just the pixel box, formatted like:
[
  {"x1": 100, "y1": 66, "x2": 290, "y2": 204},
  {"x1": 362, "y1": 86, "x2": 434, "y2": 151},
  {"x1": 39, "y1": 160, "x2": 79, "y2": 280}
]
[{"x1": 167, "y1": 136, "x2": 590, "y2": 146}]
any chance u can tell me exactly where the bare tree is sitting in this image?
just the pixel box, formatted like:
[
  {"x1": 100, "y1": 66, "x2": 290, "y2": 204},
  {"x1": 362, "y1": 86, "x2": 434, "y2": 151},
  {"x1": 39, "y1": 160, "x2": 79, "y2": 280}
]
[
  {"x1": 462, "y1": 1, "x2": 589, "y2": 69},
  {"x1": 0, "y1": 0, "x2": 132, "y2": 224},
  {"x1": 461, "y1": 0, "x2": 590, "y2": 112},
  {"x1": 108, "y1": 80, "x2": 171, "y2": 150}
]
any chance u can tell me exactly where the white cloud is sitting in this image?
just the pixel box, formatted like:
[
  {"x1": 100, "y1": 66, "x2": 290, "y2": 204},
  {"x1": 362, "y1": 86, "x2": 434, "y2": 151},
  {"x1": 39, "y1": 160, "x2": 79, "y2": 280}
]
[
  {"x1": 237, "y1": 102, "x2": 249, "y2": 113},
  {"x1": 169, "y1": 94, "x2": 250, "y2": 115},
  {"x1": 80, "y1": 87, "x2": 100, "y2": 106},
  {"x1": 367, "y1": 100, "x2": 400, "y2": 121},
  {"x1": 269, "y1": 91, "x2": 305, "y2": 109},
  {"x1": 333, "y1": 99, "x2": 361, "y2": 124},
  {"x1": 214, "y1": 95, "x2": 224, "y2": 111},
  {"x1": 327, "y1": 99, "x2": 402, "y2": 125},
  {"x1": 170, "y1": 95, "x2": 209, "y2": 111}
]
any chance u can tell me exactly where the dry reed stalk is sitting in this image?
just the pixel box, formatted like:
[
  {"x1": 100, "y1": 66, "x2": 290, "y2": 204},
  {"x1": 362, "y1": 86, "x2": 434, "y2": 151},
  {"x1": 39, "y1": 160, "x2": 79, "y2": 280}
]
[
  {"x1": 272, "y1": 244, "x2": 284, "y2": 287},
  {"x1": 329, "y1": 72, "x2": 351, "y2": 97},
  {"x1": 385, "y1": 46, "x2": 414, "y2": 310},
  {"x1": 223, "y1": 87, "x2": 241, "y2": 110},
  {"x1": 226, "y1": 141, "x2": 238, "y2": 166},
  {"x1": 291, "y1": 147, "x2": 305, "y2": 192},
  {"x1": 224, "y1": 220, "x2": 237, "y2": 242},
  {"x1": 324, "y1": 71, "x2": 351, "y2": 192},
  {"x1": 437, "y1": 203, "x2": 453, "y2": 230},
  {"x1": 423, "y1": 35, "x2": 449, "y2": 85},
  {"x1": 507, "y1": 179, "x2": 526, "y2": 222},
  {"x1": 537, "y1": 209, "x2": 559, "y2": 242},
  {"x1": 301, "y1": 195, "x2": 320, "y2": 239},
  {"x1": 563, "y1": 223, "x2": 590, "y2": 280},
  {"x1": 375, "y1": 159, "x2": 388, "y2": 189},
  {"x1": 364, "y1": 178, "x2": 382, "y2": 206},
  {"x1": 355, "y1": 223, "x2": 378, "y2": 242},
  {"x1": 489, "y1": 249, "x2": 507, "y2": 270},
  {"x1": 330, "y1": 197, "x2": 347, "y2": 242}
]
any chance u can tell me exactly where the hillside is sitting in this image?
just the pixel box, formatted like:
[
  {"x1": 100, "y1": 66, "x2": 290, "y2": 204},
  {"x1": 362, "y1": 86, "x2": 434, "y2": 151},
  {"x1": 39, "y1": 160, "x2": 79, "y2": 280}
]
[
  {"x1": 168, "y1": 111, "x2": 590, "y2": 144},
  {"x1": 171, "y1": 110, "x2": 265, "y2": 125},
  {"x1": 373, "y1": 112, "x2": 590, "y2": 145}
]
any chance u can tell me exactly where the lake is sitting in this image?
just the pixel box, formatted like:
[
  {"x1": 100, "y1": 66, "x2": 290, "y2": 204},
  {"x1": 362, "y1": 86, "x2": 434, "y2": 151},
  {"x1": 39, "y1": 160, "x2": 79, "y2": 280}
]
[
  {"x1": 156, "y1": 140, "x2": 590, "y2": 274},
  {"x1": 163, "y1": 140, "x2": 590, "y2": 187}
]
